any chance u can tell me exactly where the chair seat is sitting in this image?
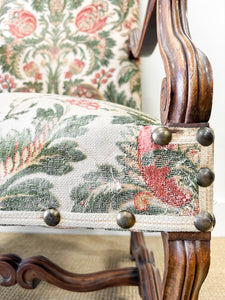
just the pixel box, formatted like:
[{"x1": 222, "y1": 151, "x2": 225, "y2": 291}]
[{"x1": 0, "y1": 93, "x2": 213, "y2": 232}]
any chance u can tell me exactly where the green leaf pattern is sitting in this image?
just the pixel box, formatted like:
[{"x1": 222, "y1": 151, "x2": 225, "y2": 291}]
[
  {"x1": 0, "y1": 93, "x2": 206, "y2": 222},
  {"x1": 0, "y1": 95, "x2": 98, "y2": 211}
]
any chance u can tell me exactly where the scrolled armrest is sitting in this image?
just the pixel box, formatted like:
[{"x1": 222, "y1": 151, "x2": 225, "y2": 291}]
[
  {"x1": 129, "y1": 0, "x2": 157, "y2": 58},
  {"x1": 158, "y1": 0, "x2": 213, "y2": 125}
]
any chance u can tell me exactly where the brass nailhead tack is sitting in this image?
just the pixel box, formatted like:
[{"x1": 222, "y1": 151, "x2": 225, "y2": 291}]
[
  {"x1": 196, "y1": 127, "x2": 214, "y2": 146},
  {"x1": 194, "y1": 211, "x2": 215, "y2": 232},
  {"x1": 117, "y1": 211, "x2": 136, "y2": 229},
  {"x1": 197, "y1": 168, "x2": 215, "y2": 187},
  {"x1": 43, "y1": 208, "x2": 61, "y2": 227},
  {"x1": 152, "y1": 127, "x2": 172, "y2": 146}
]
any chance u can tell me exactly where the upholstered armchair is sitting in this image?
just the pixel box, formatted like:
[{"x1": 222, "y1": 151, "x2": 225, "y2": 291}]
[{"x1": 0, "y1": 0, "x2": 215, "y2": 299}]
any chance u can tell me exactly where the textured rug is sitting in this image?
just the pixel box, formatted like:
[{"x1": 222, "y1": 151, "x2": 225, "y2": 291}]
[{"x1": 0, "y1": 233, "x2": 224, "y2": 299}]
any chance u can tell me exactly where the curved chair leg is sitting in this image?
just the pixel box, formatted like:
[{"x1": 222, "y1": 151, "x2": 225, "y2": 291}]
[
  {"x1": 162, "y1": 232, "x2": 211, "y2": 300},
  {"x1": 0, "y1": 232, "x2": 210, "y2": 299},
  {"x1": 130, "y1": 232, "x2": 210, "y2": 300},
  {"x1": 130, "y1": 232, "x2": 162, "y2": 300}
]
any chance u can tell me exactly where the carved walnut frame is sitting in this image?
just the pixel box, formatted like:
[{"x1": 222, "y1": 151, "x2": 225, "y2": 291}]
[{"x1": 0, "y1": 1, "x2": 212, "y2": 299}]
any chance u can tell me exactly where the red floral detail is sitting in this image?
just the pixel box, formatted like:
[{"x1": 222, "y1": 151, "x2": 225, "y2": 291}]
[
  {"x1": 8, "y1": 10, "x2": 37, "y2": 39},
  {"x1": 124, "y1": 17, "x2": 136, "y2": 30},
  {"x1": 134, "y1": 191, "x2": 152, "y2": 211},
  {"x1": 49, "y1": 46, "x2": 60, "y2": 59},
  {"x1": 0, "y1": 74, "x2": 16, "y2": 91},
  {"x1": 69, "y1": 59, "x2": 85, "y2": 77},
  {"x1": 75, "y1": 2, "x2": 108, "y2": 34},
  {"x1": 23, "y1": 61, "x2": 42, "y2": 81},
  {"x1": 65, "y1": 71, "x2": 72, "y2": 79},
  {"x1": 65, "y1": 98, "x2": 100, "y2": 110},
  {"x1": 141, "y1": 160, "x2": 191, "y2": 207},
  {"x1": 1, "y1": 122, "x2": 52, "y2": 181},
  {"x1": 137, "y1": 126, "x2": 174, "y2": 164},
  {"x1": 137, "y1": 126, "x2": 191, "y2": 207},
  {"x1": 91, "y1": 68, "x2": 114, "y2": 88},
  {"x1": 35, "y1": 73, "x2": 42, "y2": 81},
  {"x1": 70, "y1": 85, "x2": 101, "y2": 99}
]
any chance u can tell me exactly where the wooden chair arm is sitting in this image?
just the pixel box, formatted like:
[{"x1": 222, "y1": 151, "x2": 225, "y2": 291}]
[
  {"x1": 158, "y1": 0, "x2": 213, "y2": 125},
  {"x1": 129, "y1": 0, "x2": 213, "y2": 125},
  {"x1": 129, "y1": 0, "x2": 157, "y2": 58}
]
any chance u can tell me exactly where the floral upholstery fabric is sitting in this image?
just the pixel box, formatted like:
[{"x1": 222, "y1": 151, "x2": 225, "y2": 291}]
[
  {"x1": 0, "y1": 93, "x2": 214, "y2": 232},
  {"x1": 0, "y1": 0, "x2": 141, "y2": 109}
]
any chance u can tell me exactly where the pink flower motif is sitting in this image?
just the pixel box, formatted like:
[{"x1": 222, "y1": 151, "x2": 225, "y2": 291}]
[
  {"x1": 70, "y1": 59, "x2": 85, "y2": 75},
  {"x1": 49, "y1": 46, "x2": 60, "y2": 59},
  {"x1": 141, "y1": 160, "x2": 192, "y2": 207},
  {"x1": 137, "y1": 126, "x2": 192, "y2": 207},
  {"x1": 124, "y1": 17, "x2": 136, "y2": 30},
  {"x1": 65, "y1": 71, "x2": 72, "y2": 79},
  {"x1": 23, "y1": 61, "x2": 42, "y2": 81},
  {"x1": 71, "y1": 85, "x2": 99, "y2": 99},
  {"x1": 8, "y1": 10, "x2": 37, "y2": 38},
  {"x1": 35, "y1": 73, "x2": 42, "y2": 81},
  {"x1": 65, "y1": 98, "x2": 100, "y2": 110},
  {"x1": 0, "y1": 74, "x2": 17, "y2": 91},
  {"x1": 75, "y1": 2, "x2": 108, "y2": 34}
]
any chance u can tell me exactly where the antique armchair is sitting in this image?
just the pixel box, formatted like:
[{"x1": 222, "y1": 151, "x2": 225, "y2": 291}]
[{"x1": 0, "y1": 0, "x2": 215, "y2": 299}]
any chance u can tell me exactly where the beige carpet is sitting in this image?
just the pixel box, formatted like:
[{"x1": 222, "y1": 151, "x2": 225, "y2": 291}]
[{"x1": 0, "y1": 233, "x2": 224, "y2": 300}]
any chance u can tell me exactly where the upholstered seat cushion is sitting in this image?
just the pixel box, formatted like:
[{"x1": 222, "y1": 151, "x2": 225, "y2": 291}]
[{"x1": 0, "y1": 93, "x2": 213, "y2": 231}]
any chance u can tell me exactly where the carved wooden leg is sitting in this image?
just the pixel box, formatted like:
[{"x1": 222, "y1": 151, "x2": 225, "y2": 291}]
[
  {"x1": 162, "y1": 232, "x2": 211, "y2": 300},
  {"x1": 131, "y1": 232, "x2": 161, "y2": 300}
]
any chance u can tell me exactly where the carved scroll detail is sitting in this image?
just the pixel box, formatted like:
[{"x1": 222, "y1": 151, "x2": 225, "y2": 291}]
[
  {"x1": 16, "y1": 255, "x2": 139, "y2": 292},
  {"x1": 158, "y1": 0, "x2": 213, "y2": 125},
  {"x1": 0, "y1": 254, "x2": 21, "y2": 287}
]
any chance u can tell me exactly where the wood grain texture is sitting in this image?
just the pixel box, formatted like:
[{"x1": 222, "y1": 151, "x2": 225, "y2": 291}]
[
  {"x1": 131, "y1": 232, "x2": 161, "y2": 300},
  {"x1": 157, "y1": 0, "x2": 213, "y2": 125},
  {"x1": 162, "y1": 232, "x2": 211, "y2": 300},
  {"x1": 129, "y1": 0, "x2": 157, "y2": 58},
  {"x1": 0, "y1": 254, "x2": 21, "y2": 287},
  {"x1": 16, "y1": 255, "x2": 139, "y2": 292},
  {"x1": 0, "y1": 232, "x2": 211, "y2": 299}
]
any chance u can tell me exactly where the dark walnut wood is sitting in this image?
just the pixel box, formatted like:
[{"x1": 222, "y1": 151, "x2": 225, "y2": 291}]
[
  {"x1": 129, "y1": 0, "x2": 213, "y2": 125},
  {"x1": 0, "y1": 232, "x2": 211, "y2": 299},
  {"x1": 16, "y1": 256, "x2": 139, "y2": 292},
  {"x1": 162, "y1": 232, "x2": 211, "y2": 300},
  {"x1": 129, "y1": 0, "x2": 157, "y2": 58},
  {"x1": 157, "y1": 0, "x2": 213, "y2": 125},
  {"x1": 130, "y1": 232, "x2": 161, "y2": 300},
  {"x1": 0, "y1": 254, "x2": 21, "y2": 287}
]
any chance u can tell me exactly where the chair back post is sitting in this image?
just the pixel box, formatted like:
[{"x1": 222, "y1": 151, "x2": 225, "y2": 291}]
[{"x1": 157, "y1": 0, "x2": 213, "y2": 126}]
